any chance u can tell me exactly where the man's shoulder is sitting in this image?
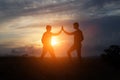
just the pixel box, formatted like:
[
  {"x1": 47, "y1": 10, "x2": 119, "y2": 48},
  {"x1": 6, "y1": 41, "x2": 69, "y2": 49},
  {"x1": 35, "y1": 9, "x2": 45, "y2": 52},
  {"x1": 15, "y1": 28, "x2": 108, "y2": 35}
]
[
  {"x1": 78, "y1": 29, "x2": 83, "y2": 33},
  {"x1": 75, "y1": 29, "x2": 82, "y2": 33},
  {"x1": 44, "y1": 32, "x2": 50, "y2": 34},
  {"x1": 43, "y1": 32, "x2": 52, "y2": 36}
]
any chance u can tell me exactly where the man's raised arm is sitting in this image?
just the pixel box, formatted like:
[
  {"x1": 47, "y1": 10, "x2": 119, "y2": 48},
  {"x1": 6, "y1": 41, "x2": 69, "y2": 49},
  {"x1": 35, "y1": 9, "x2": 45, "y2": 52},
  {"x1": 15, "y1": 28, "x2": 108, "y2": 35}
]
[
  {"x1": 52, "y1": 27, "x2": 62, "y2": 36},
  {"x1": 62, "y1": 26, "x2": 74, "y2": 35}
]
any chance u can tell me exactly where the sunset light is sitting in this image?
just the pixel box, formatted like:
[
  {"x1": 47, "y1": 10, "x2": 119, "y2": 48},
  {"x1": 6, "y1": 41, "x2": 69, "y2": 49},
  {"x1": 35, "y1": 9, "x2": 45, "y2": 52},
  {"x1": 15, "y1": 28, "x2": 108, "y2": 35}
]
[
  {"x1": 0, "y1": 0, "x2": 120, "y2": 80},
  {"x1": 51, "y1": 37, "x2": 59, "y2": 46}
]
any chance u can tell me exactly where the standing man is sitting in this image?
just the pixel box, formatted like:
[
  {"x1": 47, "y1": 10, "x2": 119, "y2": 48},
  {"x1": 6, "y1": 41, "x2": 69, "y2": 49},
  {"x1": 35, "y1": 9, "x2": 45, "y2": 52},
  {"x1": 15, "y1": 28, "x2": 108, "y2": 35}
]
[
  {"x1": 41, "y1": 25, "x2": 62, "y2": 59},
  {"x1": 62, "y1": 22, "x2": 84, "y2": 59}
]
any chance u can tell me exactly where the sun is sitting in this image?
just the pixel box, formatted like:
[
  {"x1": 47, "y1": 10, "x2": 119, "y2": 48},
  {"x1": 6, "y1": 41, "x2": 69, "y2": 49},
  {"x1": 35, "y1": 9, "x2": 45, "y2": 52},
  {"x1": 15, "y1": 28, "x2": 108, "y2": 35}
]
[{"x1": 51, "y1": 37, "x2": 59, "y2": 46}]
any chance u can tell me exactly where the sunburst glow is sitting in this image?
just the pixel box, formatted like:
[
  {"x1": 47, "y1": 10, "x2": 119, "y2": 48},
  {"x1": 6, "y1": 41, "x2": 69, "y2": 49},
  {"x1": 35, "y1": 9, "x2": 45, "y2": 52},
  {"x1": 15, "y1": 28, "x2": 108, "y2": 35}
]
[{"x1": 51, "y1": 37, "x2": 59, "y2": 46}]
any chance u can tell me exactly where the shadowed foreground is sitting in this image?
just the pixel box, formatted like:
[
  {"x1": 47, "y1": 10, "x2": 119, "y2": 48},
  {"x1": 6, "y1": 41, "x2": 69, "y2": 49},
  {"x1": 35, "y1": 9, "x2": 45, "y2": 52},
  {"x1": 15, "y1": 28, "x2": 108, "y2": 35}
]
[{"x1": 0, "y1": 57, "x2": 120, "y2": 80}]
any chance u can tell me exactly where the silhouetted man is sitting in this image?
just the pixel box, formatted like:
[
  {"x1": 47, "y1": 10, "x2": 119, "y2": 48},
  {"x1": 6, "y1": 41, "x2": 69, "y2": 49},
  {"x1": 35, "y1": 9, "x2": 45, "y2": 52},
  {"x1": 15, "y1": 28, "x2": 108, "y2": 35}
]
[
  {"x1": 62, "y1": 22, "x2": 84, "y2": 59},
  {"x1": 41, "y1": 25, "x2": 62, "y2": 59}
]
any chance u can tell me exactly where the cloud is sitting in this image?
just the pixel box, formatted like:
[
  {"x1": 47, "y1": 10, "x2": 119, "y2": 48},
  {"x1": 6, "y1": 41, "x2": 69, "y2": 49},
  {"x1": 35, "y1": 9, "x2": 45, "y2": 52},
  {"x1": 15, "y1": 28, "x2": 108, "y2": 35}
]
[
  {"x1": 0, "y1": 0, "x2": 120, "y2": 56},
  {"x1": 0, "y1": 0, "x2": 73, "y2": 18},
  {"x1": 0, "y1": 0, "x2": 120, "y2": 23},
  {"x1": 83, "y1": 0, "x2": 120, "y2": 8}
]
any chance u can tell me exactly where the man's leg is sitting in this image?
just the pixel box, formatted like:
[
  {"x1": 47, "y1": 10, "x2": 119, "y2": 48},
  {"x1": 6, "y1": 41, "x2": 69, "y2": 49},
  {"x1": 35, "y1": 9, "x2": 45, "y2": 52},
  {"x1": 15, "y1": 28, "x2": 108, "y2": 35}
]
[
  {"x1": 67, "y1": 45, "x2": 75, "y2": 59},
  {"x1": 76, "y1": 44, "x2": 82, "y2": 59},
  {"x1": 49, "y1": 46, "x2": 56, "y2": 59},
  {"x1": 41, "y1": 46, "x2": 47, "y2": 59}
]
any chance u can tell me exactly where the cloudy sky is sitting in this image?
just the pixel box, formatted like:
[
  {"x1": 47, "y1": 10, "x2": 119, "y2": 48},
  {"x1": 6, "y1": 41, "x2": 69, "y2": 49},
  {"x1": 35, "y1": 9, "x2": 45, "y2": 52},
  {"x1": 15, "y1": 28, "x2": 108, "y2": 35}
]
[{"x1": 0, "y1": 0, "x2": 120, "y2": 56}]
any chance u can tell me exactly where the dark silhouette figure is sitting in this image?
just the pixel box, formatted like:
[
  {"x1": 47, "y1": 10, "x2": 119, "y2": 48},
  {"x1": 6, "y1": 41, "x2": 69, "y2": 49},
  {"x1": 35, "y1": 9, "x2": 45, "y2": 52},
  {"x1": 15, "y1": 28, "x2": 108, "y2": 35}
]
[
  {"x1": 101, "y1": 45, "x2": 120, "y2": 59},
  {"x1": 41, "y1": 25, "x2": 62, "y2": 59},
  {"x1": 101, "y1": 45, "x2": 120, "y2": 68},
  {"x1": 62, "y1": 22, "x2": 84, "y2": 59}
]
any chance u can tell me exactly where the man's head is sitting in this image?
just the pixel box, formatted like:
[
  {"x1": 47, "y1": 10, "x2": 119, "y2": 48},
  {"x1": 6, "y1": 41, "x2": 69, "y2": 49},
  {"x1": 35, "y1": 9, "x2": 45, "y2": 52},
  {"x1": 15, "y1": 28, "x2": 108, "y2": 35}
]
[
  {"x1": 46, "y1": 25, "x2": 52, "y2": 32},
  {"x1": 73, "y1": 22, "x2": 79, "y2": 29}
]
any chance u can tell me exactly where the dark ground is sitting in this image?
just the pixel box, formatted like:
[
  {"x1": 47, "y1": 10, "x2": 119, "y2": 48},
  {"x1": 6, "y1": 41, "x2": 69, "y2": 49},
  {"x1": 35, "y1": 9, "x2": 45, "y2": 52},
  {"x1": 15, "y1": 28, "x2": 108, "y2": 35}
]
[{"x1": 0, "y1": 57, "x2": 120, "y2": 80}]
